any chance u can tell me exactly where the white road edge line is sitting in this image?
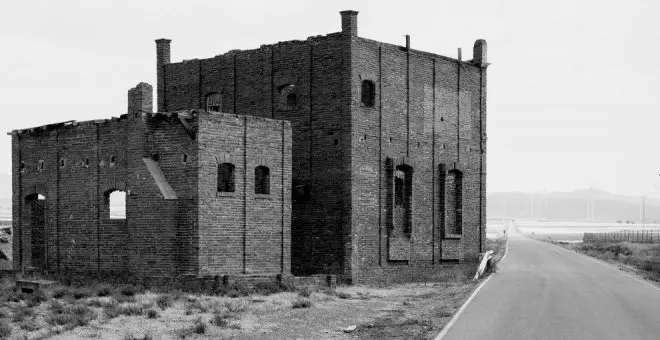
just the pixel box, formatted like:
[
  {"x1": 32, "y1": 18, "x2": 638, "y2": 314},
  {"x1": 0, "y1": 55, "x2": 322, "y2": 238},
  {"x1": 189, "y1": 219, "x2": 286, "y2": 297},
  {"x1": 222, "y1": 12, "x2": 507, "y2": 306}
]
[{"x1": 434, "y1": 229, "x2": 510, "y2": 340}]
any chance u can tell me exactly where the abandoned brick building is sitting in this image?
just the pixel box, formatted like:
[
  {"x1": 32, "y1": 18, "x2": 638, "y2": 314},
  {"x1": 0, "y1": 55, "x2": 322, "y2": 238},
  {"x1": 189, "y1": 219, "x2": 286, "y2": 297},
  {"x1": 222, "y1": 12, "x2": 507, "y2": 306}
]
[{"x1": 11, "y1": 10, "x2": 487, "y2": 283}]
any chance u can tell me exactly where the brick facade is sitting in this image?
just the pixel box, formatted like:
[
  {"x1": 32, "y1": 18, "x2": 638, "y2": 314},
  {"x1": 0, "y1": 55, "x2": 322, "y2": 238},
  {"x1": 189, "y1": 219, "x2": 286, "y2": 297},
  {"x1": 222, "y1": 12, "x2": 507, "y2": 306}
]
[
  {"x1": 10, "y1": 83, "x2": 292, "y2": 278},
  {"x1": 10, "y1": 10, "x2": 486, "y2": 284},
  {"x1": 154, "y1": 10, "x2": 488, "y2": 283}
]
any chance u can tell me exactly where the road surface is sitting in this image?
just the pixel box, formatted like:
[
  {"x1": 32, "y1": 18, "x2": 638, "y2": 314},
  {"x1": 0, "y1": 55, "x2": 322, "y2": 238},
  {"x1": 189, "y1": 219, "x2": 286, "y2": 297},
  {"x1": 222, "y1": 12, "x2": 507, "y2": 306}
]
[{"x1": 441, "y1": 225, "x2": 660, "y2": 340}]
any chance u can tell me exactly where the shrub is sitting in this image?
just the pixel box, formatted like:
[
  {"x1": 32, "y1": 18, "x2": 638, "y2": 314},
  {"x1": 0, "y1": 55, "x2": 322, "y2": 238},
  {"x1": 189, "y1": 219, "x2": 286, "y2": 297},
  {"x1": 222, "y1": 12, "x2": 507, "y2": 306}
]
[
  {"x1": 119, "y1": 285, "x2": 144, "y2": 297},
  {"x1": 72, "y1": 287, "x2": 94, "y2": 300},
  {"x1": 123, "y1": 331, "x2": 153, "y2": 340},
  {"x1": 104, "y1": 303, "x2": 145, "y2": 318},
  {"x1": 0, "y1": 320, "x2": 11, "y2": 338},
  {"x1": 25, "y1": 291, "x2": 47, "y2": 307},
  {"x1": 12, "y1": 306, "x2": 34, "y2": 322},
  {"x1": 298, "y1": 287, "x2": 312, "y2": 297},
  {"x1": 192, "y1": 318, "x2": 207, "y2": 334},
  {"x1": 19, "y1": 319, "x2": 41, "y2": 331},
  {"x1": 210, "y1": 314, "x2": 228, "y2": 327},
  {"x1": 224, "y1": 299, "x2": 248, "y2": 313},
  {"x1": 46, "y1": 304, "x2": 96, "y2": 327},
  {"x1": 52, "y1": 286, "x2": 71, "y2": 299},
  {"x1": 96, "y1": 284, "x2": 114, "y2": 297},
  {"x1": 175, "y1": 318, "x2": 207, "y2": 339},
  {"x1": 291, "y1": 297, "x2": 312, "y2": 309},
  {"x1": 48, "y1": 300, "x2": 66, "y2": 314},
  {"x1": 86, "y1": 297, "x2": 113, "y2": 308},
  {"x1": 145, "y1": 309, "x2": 159, "y2": 319},
  {"x1": 155, "y1": 294, "x2": 172, "y2": 310},
  {"x1": 184, "y1": 299, "x2": 208, "y2": 315},
  {"x1": 4, "y1": 289, "x2": 24, "y2": 303},
  {"x1": 114, "y1": 294, "x2": 137, "y2": 304}
]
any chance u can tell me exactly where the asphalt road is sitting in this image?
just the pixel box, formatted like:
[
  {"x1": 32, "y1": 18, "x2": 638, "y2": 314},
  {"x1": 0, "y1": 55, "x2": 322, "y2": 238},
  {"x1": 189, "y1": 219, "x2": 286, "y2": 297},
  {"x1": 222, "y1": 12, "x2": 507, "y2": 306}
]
[{"x1": 441, "y1": 225, "x2": 660, "y2": 340}]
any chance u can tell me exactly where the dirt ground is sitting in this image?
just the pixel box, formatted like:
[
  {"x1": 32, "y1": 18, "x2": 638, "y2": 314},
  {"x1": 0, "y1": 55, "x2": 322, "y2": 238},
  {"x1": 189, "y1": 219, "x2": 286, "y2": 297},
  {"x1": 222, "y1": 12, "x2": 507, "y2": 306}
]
[
  {"x1": 1, "y1": 237, "x2": 506, "y2": 340},
  {"x1": 35, "y1": 282, "x2": 476, "y2": 340}
]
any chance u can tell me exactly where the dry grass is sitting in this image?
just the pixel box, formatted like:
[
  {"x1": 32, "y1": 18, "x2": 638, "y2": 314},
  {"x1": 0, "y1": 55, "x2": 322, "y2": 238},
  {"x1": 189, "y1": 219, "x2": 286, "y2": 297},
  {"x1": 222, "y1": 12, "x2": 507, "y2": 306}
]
[{"x1": 571, "y1": 241, "x2": 660, "y2": 281}]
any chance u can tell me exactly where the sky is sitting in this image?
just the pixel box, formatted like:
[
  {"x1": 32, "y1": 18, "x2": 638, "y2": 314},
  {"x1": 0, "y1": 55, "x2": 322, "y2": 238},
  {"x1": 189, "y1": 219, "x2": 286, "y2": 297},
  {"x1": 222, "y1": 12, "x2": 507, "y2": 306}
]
[{"x1": 1, "y1": 0, "x2": 659, "y2": 197}]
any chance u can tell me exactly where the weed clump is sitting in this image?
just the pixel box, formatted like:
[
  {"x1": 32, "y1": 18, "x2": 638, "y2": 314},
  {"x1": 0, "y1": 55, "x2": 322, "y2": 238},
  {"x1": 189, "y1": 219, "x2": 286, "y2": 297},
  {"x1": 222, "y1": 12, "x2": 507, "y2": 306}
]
[
  {"x1": 175, "y1": 317, "x2": 207, "y2": 338},
  {"x1": 46, "y1": 303, "x2": 96, "y2": 328},
  {"x1": 291, "y1": 297, "x2": 312, "y2": 309},
  {"x1": 145, "y1": 309, "x2": 159, "y2": 319},
  {"x1": 155, "y1": 294, "x2": 172, "y2": 310},
  {"x1": 0, "y1": 320, "x2": 11, "y2": 338}
]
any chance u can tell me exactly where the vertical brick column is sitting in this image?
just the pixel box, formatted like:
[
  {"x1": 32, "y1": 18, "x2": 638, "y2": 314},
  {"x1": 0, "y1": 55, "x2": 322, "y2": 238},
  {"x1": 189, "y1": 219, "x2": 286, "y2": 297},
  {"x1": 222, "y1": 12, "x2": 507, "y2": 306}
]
[
  {"x1": 128, "y1": 82, "x2": 154, "y2": 118},
  {"x1": 155, "y1": 39, "x2": 171, "y2": 112},
  {"x1": 340, "y1": 10, "x2": 358, "y2": 37}
]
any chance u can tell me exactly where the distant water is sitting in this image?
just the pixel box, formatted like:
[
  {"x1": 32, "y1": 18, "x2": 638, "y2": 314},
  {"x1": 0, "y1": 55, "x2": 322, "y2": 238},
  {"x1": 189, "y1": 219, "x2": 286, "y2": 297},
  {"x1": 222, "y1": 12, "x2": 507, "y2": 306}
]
[{"x1": 514, "y1": 220, "x2": 660, "y2": 242}]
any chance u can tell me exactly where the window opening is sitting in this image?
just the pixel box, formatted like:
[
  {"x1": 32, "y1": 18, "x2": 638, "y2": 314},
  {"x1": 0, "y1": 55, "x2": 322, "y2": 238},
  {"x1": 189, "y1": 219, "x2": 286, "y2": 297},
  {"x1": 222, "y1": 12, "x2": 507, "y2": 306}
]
[
  {"x1": 218, "y1": 163, "x2": 235, "y2": 193},
  {"x1": 108, "y1": 190, "x2": 126, "y2": 220},
  {"x1": 255, "y1": 166, "x2": 270, "y2": 194},
  {"x1": 205, "y1": 93, "x2": 222, "y2": 112},
  {"x1": 361, "y1": 80, "x2": 375, "y2": 107}
]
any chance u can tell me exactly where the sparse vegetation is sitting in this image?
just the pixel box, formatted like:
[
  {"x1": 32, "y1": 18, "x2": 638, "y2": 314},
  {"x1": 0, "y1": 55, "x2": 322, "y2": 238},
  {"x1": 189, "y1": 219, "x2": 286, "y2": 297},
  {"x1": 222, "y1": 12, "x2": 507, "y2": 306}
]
[
  {"x1": 291, "y1": 297, "x2": 312, "y2": 309},
  {"x1": 155, "y1": 294, "x2": 173, "y2": 310},
  {"x1": 570, "y1": 241, "x2": 660, "y2": 281},
  {"x1": 0, "y1": 320, "x2": 12, "y2": 338},
  {"x1": 210, "y1": 313, "x2": 229, "y2": 327},
  {"x1": 145, "y1": 308, "x2": 159, "y2": 319},
  {"x1": 175, "y1": 317, "x2": 207, "y2": 338}
]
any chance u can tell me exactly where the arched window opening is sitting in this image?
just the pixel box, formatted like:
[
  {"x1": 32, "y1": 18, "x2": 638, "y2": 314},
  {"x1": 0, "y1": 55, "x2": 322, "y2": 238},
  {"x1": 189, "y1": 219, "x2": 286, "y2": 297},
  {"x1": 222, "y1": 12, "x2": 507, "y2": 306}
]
[
  {"x1": 279, "y1": 84, "x2": 297, "y2": 110},
  {"x1": 361, "y1": 80, "x2": 375, "y2": 107},
  {"x1": 218, "y1": 163, "x2": 235, "y2": 193},
  {"x1": 206, "y1": 93, "x2": 222, "y2": 112},
  {"x1": 446, "y1": 169, "x2": 463, "y2": 235},
  {"x1": 107, "y1": 190, "x2": 126, "y2": 220},
  {"x1": 286, "y1": 93, "x2": 297, "y2": 107},
  {"x1": 255, "y1": 166, "x2": 270, "y2": 194},
  {"x1": 394, "y1": 165, "x2": 413, "y2": 237}
]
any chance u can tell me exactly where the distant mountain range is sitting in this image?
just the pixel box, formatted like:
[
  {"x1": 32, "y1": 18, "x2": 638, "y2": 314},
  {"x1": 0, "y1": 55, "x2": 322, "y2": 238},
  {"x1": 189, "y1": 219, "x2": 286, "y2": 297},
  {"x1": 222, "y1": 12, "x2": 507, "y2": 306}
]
[{"x1": 488, "y1": 189, "x2": 660, "y2": 222}]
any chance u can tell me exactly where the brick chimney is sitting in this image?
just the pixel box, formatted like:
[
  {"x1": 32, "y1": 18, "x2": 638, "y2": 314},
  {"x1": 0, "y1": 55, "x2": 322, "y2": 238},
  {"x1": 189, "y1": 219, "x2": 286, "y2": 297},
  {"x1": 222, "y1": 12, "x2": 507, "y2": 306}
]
[
  {"x1": 473, "y1": 39, "x2": 487, "y2": 67},
  {"x1": 155, "y1": 38, "x2": 171, "y2": 112},
  {"x1": 128, "y1": 82, "x2": 153, "y2": 118},
  {"x1": 340, "y1": 10, "x2": 359, "y2": 37}
]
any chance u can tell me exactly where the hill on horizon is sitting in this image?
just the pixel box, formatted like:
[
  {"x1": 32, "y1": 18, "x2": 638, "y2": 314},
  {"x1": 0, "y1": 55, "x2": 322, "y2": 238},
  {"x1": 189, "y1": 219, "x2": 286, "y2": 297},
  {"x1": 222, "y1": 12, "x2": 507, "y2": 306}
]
[{"x1": 488, "y1": 189, "x2": 659, "y2": 222}]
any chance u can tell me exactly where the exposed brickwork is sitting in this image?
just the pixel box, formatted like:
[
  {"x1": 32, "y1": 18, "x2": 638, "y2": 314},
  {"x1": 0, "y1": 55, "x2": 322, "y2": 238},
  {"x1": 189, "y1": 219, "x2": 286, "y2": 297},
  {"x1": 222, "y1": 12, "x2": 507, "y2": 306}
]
[
  {"x1": 11, "y1": 83, "x2": 291, "y2": 279},
  {"x1": 11, "y1": 10, "x2": 486, "y2": 284},
  {"x1": 155, "y1": 10, "x2": 488, "y2": 283}
]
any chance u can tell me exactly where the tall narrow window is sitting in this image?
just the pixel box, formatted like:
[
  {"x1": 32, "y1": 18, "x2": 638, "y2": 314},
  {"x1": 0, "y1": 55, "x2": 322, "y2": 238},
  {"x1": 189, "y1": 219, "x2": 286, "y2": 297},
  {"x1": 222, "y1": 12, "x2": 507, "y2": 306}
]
[
  {"x1": 107, "y1": 190, "x2": 126, "y2": 220},
  {"x1": 438, "y1": 164, "x2": 447, "y2": 235},
  {"x1": 205, "y1": 93, "x2": 222, "y2": 112},
  {"x1": 446, "y1": 169, "x2": 463, "y2": 234},
  {"x1": 361, "y1": 80, "x2": 375, "y2": 107},
  {"x1": 394, "y1": 165, "x2": 413, "y2": 237},
  {"x1": 218, "y1": 163, "x2": 235, "y2": 193},
  {"x1": 255, "y1": 166, "x2": 270, "y2": 194}
]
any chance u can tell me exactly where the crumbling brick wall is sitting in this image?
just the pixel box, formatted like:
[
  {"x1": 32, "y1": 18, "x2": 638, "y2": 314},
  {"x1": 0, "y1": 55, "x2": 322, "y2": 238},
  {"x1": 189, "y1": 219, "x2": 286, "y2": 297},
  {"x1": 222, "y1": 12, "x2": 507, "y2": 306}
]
[{"x1": 11, "y1": 83, "x2": 292, "y2": 278}]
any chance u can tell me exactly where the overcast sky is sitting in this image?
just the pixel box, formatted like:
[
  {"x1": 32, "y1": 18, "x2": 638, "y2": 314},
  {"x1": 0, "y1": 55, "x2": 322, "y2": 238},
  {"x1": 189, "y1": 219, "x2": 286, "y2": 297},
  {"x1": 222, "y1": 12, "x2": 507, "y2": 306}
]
[{"x1": 1, "y1": 0, "x2": 659, "y2": 196}]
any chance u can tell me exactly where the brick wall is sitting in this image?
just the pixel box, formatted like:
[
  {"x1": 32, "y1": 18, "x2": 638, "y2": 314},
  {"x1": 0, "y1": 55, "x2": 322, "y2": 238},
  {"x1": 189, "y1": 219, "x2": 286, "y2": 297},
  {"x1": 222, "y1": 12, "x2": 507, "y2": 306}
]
[
  {"x1": 154, "y1": 10, "x2": 487, "y2": 283},
  {"x1": 160, "y1": 34, "x2": 351, "y2": 278},
  {"x1": 348, "y1": 37, "x2": 487, "y2": 283},
  {"x1": 196, "y1": 112, "x2": 291, "y2": 276}
]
